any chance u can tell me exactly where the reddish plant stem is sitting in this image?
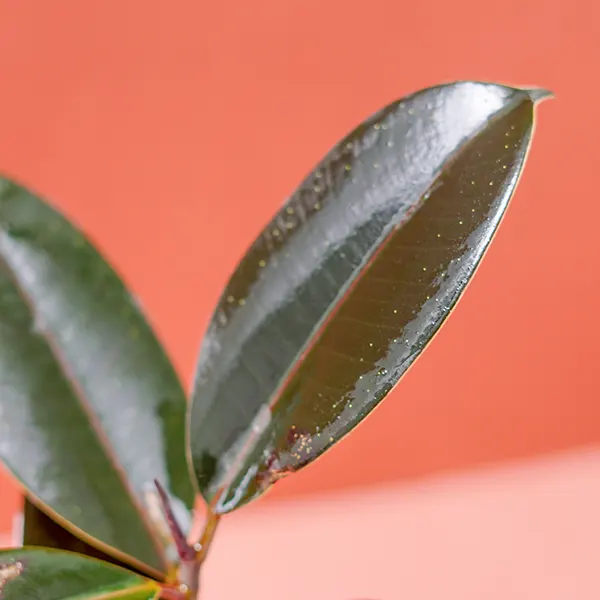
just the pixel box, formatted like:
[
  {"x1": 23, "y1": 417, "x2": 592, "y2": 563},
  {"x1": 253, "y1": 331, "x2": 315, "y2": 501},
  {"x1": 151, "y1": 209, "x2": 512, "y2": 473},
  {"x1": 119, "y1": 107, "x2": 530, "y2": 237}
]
[
  {"x1": 153, "y1": 479, "x2": 195, "y2": 561},
  {"x1": 154, "y1": 480, "x2": 222, "y2": 599},
  {"x1": 195, "y1": 508, "x2": 221, "y2": 566}
]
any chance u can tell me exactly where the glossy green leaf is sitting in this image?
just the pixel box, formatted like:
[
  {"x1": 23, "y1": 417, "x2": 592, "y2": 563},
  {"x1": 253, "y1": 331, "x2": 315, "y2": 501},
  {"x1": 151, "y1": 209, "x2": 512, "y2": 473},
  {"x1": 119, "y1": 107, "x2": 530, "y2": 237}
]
[
  {"x1": 0, "y1": 179, "x2": 195, "y2": 576},
  {"x1": 0, "y1": 548, "x2": 160, "y2": 599},
  {"x1": 189, "y1": 81, "x2": 551, "y2": 513}
]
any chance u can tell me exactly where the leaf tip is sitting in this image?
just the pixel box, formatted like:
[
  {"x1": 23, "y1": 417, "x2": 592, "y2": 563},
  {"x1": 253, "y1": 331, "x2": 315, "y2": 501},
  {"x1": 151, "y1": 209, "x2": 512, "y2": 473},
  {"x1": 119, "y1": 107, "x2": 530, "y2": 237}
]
[{"x1": 526, "y1": 87, "x2": 555, "y2": 104}]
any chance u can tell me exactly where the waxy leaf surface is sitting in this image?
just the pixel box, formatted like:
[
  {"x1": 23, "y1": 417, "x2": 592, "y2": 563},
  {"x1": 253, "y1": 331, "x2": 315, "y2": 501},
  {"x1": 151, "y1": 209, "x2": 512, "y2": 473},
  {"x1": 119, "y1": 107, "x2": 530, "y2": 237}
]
[
  {"x1": 0, "y1": 548, "x2": 159, "y2": 599},
  {"x1": 189, "y1": 81, "x2": 550, "y2": 513},
  {"x1": 0, "y1": 178, "x2": 195, "y2": 576}
]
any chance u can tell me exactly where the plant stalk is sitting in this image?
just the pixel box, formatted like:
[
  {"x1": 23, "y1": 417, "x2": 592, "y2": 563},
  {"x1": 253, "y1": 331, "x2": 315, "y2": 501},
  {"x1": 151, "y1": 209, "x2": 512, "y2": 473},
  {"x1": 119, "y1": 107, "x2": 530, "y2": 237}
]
[{"x1": 155, "y1": 480, "x2": 221, "y2": 599}]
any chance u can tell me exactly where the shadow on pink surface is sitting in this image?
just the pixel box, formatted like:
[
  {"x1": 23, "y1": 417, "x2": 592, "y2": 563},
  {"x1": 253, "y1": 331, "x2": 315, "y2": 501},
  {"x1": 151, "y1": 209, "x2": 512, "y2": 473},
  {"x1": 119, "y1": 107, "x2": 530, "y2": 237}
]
[{"x1": 4, "y1": 446, "x2": 599, "y2": 599}]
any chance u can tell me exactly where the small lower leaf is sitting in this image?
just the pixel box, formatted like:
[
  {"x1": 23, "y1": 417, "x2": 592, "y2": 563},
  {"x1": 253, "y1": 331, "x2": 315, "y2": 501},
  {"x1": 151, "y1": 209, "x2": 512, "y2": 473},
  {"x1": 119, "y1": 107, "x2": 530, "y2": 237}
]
[{"x1": 0, "y1": 548, "x2": 160, "y2": 599}]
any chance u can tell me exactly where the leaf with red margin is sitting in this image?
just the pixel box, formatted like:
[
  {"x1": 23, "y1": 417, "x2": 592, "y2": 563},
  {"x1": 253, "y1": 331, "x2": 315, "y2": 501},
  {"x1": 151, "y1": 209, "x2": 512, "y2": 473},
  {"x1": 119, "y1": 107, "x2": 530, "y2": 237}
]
[
  {"x1": 188, "y1": 81, "x2": 552, "y2": 513},
  {"x1": 0, "y1": 180, "x2": 195, "y2": 577}
]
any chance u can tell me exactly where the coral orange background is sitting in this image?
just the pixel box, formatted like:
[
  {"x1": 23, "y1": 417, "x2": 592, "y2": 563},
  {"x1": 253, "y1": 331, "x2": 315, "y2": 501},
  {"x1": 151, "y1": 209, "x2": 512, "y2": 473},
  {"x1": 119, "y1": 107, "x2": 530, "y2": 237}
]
[{"x1": 0, "y1": 1, "x2": 599, "y2": 597}]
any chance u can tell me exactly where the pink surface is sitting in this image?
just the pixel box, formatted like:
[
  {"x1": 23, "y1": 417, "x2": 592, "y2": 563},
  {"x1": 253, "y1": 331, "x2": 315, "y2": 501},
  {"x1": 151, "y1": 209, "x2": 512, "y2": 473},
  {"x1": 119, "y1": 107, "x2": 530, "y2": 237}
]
[
  {"x1": 4, "y1": 447, "x2": 600, "y2": 599},
  {"x1": 197, "y1": 448, "x2": 600, "y2": 599}
]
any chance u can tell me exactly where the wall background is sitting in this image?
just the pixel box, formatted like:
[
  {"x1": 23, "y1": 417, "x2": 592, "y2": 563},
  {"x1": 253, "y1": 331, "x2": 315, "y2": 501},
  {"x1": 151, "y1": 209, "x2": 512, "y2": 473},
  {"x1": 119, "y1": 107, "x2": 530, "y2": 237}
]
[{"x1": 0, "y1": 1, "x2": 598, "y2": 597}]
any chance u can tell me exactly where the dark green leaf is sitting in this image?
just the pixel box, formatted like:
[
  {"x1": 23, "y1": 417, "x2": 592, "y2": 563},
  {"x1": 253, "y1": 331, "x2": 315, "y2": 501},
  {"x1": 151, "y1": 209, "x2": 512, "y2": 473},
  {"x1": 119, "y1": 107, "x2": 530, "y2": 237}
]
[
  {"x1": 189, "y1": 81, "x2": 551, "y2": 513},
  {"x1": 0, "y1": 179, "x2": 195, "y2": 576},
  {"x1": 0, "y1": 548, "x2": 160, "y2": 599}
]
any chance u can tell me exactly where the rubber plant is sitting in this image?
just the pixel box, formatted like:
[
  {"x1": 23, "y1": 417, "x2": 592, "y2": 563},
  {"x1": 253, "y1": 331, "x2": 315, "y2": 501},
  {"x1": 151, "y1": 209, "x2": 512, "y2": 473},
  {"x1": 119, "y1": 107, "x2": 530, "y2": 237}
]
[{"x1": 0, "y1": 81, "x2": 551, "y2": 599}]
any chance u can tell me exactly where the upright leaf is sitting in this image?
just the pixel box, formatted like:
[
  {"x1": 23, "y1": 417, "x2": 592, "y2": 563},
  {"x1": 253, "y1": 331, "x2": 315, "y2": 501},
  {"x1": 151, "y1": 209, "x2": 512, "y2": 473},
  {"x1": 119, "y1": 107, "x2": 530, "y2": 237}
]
[
  {"x1": 0, "y1": 548, "x2": 160, "y2": 599},
  {"x1": 0, "y1": 179, "x2": 195, "y2": 576},
  {"x1": 189, "y1": 81, "x2": 551, "y2": 513}
]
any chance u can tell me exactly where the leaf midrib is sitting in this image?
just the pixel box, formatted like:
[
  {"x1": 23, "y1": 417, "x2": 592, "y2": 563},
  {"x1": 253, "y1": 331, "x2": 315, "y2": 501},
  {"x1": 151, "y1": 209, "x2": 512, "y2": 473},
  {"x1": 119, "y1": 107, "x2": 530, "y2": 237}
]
[{"x1": 265, "y1": 89, "x2": 531, "y2": 418}]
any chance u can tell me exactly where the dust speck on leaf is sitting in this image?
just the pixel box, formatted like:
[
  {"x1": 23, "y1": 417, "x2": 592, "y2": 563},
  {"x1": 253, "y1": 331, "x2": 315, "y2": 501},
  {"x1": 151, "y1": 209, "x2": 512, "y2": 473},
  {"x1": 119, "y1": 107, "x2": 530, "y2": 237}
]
[{"x1": 0, "y1": 561, "x2": 24, "y2": 593}]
